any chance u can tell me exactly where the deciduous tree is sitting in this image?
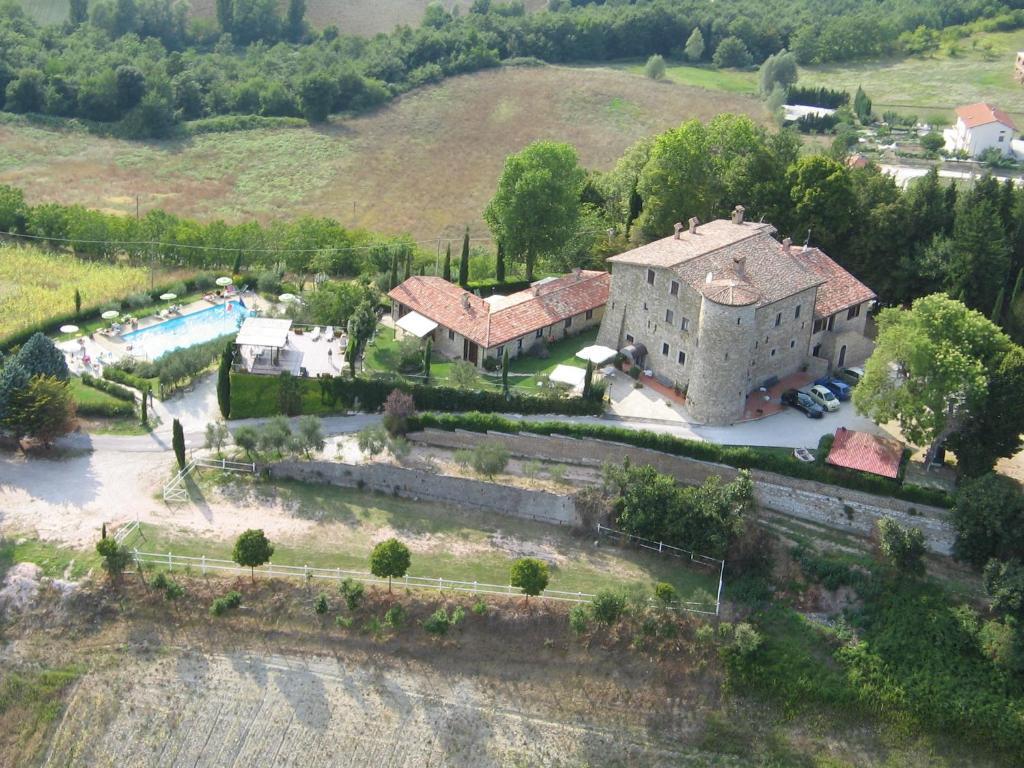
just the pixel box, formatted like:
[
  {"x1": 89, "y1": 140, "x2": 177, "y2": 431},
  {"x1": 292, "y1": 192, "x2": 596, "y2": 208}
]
[
  {"x1": 510, "y1": 557, "x2": 549, "y2": 602},
  {"x1": 369, "y1": 538, "x2": 411, "y2": 593},
  {"x1": 233, "y1": 528, "x2": 274, "y2": 581}
]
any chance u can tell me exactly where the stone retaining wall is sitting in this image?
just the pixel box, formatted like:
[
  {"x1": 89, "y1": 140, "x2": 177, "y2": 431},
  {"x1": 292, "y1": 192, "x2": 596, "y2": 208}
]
[
  {"x1": 268, "y1": 460, "x2": 579, "y2": 527},
  {"x1": 408, "y1": 429, "x2": 955, "y2": 554}
]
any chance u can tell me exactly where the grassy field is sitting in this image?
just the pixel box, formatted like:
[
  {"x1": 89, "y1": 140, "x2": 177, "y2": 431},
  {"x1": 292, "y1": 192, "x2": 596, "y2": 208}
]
[
  {"x1": 801, "y1": 29, "x2": 1024, "y2": 124},
  {"x1": 0, "y1": 64, "x2": 766, "y2": 238},
  {"x1": 0, "y1": 245, "x2": 148, "y2": 344},
  {"x1": 613, "y1": 60, "x2": 758, "y2": 94}
]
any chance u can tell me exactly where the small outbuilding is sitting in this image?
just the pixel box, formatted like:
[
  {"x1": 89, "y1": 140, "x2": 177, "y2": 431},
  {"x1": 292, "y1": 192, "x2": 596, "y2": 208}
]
[{"x1": 826, "y1": 427, "x2": 904, "y2": 479}]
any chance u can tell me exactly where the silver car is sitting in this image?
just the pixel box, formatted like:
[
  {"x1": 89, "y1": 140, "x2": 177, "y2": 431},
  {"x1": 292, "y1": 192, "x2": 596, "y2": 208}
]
[{"x1": 807, "y1": 384, "x2": 840, "y2": 412}]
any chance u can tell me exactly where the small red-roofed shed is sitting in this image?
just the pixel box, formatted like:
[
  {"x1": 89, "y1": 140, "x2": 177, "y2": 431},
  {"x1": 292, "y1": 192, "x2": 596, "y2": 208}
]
[{"x1": 826, "y1": 427, "x2": 904, "y2": 479}]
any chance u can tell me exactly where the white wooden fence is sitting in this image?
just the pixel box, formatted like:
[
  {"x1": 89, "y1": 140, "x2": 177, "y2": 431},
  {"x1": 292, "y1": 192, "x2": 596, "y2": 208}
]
[
  {"x1": 162, "y1": 457, "x2": 256, "y2": 503},
  {"x1": 130, "y1": 549, "x2": 596, "y2": 604}
]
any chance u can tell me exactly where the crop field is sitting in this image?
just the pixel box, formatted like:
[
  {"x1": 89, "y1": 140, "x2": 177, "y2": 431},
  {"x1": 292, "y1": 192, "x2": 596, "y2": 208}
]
[
  {"x1": 802, "y1": 30, "x2": 1024, "y2": 124},
  {"x1": 0, "y1": 64, "x2": 766, "y2": 238},
  {"x1": 0, "y1": 245, "x2": 147, "y2": 343}
]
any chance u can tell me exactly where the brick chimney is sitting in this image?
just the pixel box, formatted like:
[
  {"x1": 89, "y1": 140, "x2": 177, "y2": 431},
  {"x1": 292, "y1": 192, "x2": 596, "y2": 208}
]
[
  {"x1": 782, "y1": 237, "x2": 792, "y2": 254},
  {"x1": 573, "y1": 267, "x2": 582, "y2": 280},
  {"x1": 673, "y1": 222, "x2": 684, "y2": 239},
  {"x1": 461, "y1": 293, "x2": 470, "y2": 310},
  {"x1": 731, "y1": 205, "x2": 745, "y2": 225},
  {"x1": 733, "y1": 255, "x2": 747, "y2": 277},
  {"x1": 688, "y1": 217, "x2": 700, "y2": 235}
]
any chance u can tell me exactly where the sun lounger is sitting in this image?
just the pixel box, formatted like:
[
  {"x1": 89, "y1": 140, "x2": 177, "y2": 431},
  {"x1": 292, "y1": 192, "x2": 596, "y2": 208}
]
[
  {"x1": 310, "y1": 326, "x2": 321, "y2": 341},
  {"x1": 325, "y1": 326, "x2": 333, "y2": 340}
]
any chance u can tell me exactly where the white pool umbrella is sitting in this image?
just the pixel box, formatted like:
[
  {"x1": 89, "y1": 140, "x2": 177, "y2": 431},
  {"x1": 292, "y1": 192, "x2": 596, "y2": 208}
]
[
  {"x1": 215, "y1": 276, "x2": 234, "y2": 287},
  {"x1": 59, "y1": 324, "x2": 80, "y2": 334},
  {"x1": 101, "y1": 310, "x2": 120, "y2": 320},
  {"x1": 159, "y1": 292, "x2": 177, "y2": 301}
]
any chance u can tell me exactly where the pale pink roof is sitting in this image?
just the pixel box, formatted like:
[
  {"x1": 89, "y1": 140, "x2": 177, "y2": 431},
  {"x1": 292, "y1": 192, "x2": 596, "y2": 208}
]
[
  {"x1": 956, "y1": 102, "x2": 1017, "y2": 131},
  {"x1": 826, "y1": 428, "x2": 904, "y2": 479},
  {"x1": 388, "y1": 271, "x2": 610, "y2": 349}
]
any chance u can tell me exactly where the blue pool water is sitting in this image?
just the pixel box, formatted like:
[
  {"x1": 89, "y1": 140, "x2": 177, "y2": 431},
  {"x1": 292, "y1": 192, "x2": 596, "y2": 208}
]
[{"x1": 121, "y1": 300, "x2": 250, "y2": 359}]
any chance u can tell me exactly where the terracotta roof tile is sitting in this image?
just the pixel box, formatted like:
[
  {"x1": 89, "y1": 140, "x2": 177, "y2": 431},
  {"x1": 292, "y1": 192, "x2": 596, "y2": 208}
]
[
  {"x1": 789, "y1": 247, "x2": 876, "y2": 317},
  {"x1": 387, "y1": 271, "x2": 610, "y2": 349},
  {"x1": 826, "y1": 427, "x2": 904, "y2": 479},
  {"x1": 955, "y1": 102, "x2": 1017, "y2": 131}
]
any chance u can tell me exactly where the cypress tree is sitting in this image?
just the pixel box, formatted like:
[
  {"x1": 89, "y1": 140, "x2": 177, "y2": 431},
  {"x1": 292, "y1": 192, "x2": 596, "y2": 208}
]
[
  {"x1": 583, "y1": 360, "x2": 594, "y2": 399},
  {"x1": 423, "y1": 338, "x2": 432, "y2": 383},
  {"x1": 233, "y1": 250, "x2": 243, "y2": 274},
  {"x1": 74, "y1": 287, "x2": 81, "y2": 317},
  {"x1": 992, "y1": 285, "x2": 1006, "y2": 325},
  {"x1": 459, "y1": 227, "x2": 470, "y2": 285},
  {"x1": 403, "y1": 251, "x2": 412, "y2": 281},
  {"x1": 442, "y1": 243, "x2": 452, "y2": 281},
  {"x1": 1011, "y1": 267, "x2": 1024, "y2": 306},
  {"x1": 217, "y1": 341, "x2": 232, "y2": 419},
  {"x1": 389, "y1": 251, "x2": 398, "y2": 288},
  {"x1": 495, "y1": 241, "x2": 506, "y2": 283},
  {"x1": 172, "y1": 418, "x2": 186, "y2": 469},
  {"x1": 501, "y1": 348, "x2": 509, "y2": 396},
  {"x1": 140, "y1": 384, "x2": 148, "y2": 425}
]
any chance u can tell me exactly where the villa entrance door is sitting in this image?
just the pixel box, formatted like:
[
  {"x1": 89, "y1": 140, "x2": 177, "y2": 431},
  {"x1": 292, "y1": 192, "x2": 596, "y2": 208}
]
[{"x1": 464, "y1": 339, "x2": 479, "y2": 365}]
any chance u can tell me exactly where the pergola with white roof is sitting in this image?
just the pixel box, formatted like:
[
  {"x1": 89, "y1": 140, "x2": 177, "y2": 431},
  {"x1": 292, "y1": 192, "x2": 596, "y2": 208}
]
[
  {"x1": 395, "y1": 310, "x2": 438, "y2": 338},
  {"x1": 236, "y1": 317, "x2": 293, "y2": 369}
]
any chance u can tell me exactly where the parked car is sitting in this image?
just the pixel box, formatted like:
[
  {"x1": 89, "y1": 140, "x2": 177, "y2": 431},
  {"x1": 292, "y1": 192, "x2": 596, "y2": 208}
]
[
  {"x1": 814, "y1": 376, "x2": 851, "y2": 401},
  {"x1": 808, "y1": 384, "x2": 841, "y2": 412},
  {"x1": 837, "y1": 366, "x2": 865, "y2": 386},
  {"x1": 781, "y1": 389, "x2": 824, "y2": 418}
]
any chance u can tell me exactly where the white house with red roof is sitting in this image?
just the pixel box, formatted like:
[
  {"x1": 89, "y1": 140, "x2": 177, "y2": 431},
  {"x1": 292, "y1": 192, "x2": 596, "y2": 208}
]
[
  {"x1": 387, "y1": 270, "x2": 610, "y2": 367},
  {"x1": 944, "y1": 102, "x2": 1017, "y2": 158},
  {"x1": 596, "y1": 207, "x2": 875, "y2": 424}
]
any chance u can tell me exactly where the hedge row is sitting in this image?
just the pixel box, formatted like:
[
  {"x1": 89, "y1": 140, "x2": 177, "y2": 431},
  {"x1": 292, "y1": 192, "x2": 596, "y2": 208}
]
[
  {"x1": 80, "y1": 373, "x2": 135, "y2": 402},
  {"x1": 76, "y1": 399, "x2": 134, "y2": 418},
  {"x1": 412, "y1": 412, "x2": 953, "y2": 508},
  {"x1": 228, "y1": 372, "x2": 603, "y2": 419},
  {"x1": 103, "y1": 367, "x2": 151, "y2": 393}
]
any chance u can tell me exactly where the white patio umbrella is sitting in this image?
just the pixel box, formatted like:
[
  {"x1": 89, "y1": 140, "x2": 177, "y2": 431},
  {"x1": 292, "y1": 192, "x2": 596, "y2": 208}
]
[
  {"x1": 215, "y1": 276, "x2": 234, "y2": 287},
  {"x1": 101, "y1": 310, "x2": 120, "y2": 320},
  {"x1": 59, "y1": 324, "x2": 80, "y2": 334},
  {"x1": 278, "y1": 292, "x2": 297, "y2": 303},
  {"x1": 159, "y1": 292, "x2": 177, "y2": 301},
  {"x1": 575, "y1": 344, "x2": 618, "y2": 365}
]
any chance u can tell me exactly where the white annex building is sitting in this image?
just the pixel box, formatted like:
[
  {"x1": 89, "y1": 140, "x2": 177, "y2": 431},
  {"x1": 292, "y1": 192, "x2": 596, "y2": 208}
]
[{"x1": 944, "y1": 102, "x2": 1017, "y2": 158}]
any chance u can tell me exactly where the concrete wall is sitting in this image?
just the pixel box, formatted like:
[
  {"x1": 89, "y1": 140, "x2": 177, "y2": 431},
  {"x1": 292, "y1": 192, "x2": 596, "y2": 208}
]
[
  {"x1": 268, "y1": 460, "x2": 580, "y2": 527},
  {"x1": 408, "y1": 429, "x2": 955, "y2": 554}
]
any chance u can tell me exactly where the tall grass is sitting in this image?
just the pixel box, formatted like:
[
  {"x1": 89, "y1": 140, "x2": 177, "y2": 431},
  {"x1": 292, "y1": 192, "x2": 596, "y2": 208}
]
[{"x1": 0, "y1": 245, "x2": 147, "y2": 343}]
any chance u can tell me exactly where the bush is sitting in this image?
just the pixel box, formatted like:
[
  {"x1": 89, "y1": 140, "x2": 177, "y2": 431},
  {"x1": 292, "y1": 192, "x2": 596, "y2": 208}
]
[
  {"x1": 644, "y1": 54, "x2": 666, "y2": 80},
  {"x1": 335, "y1": 615, "x2": 354, "y2": 629},
  {"x1": 471, "y1": 599, "x2": 488, "y2": 615},
  {"x1": 468, "y1": 441, "x2": 509, "y2": 478},
  {"x1": 163, "y1": 579, "x2": 185, "y2": 601},
  {"x1": 81, "y1": 373, "x2": 135, "y2": 401},
  {"x1": 591, "y1": 590, "x2": 626, "y2": 626},
  {"x1": 952, "y1": 473, "x2": 1024, "y2": 567},
  {"x1": 150, "y1": 571, "x2": 168, "y2": 590},
  {"x1": 482, "y1": 356, "x2": 500, "y2": 372},
  {"x1": 339, "y1": 578, "x2": 365, "y2": 610},
  {"x1": 569, "y1": 603, "x2": 589, "y2": 634},
  {"x1": 415, "y1": 413, "x2": 952, "y2": 508},
  {"x1": 313, "y1": 593, "x2": 329, "y2": 615},
  {"x1": 96, "y1": 537, "x2": 133, "y2": 577},
  {"x1": 385, "y1": 603, "x2": 406, "y2": 628},
  {"x1": 383, "y1": 388, "x2": 416, "y2": 436},
  {"x1": 257, "y1": 271, "x2": 283, "y2": 295},
  {"x1": 733, "y1": 622, "x2": 763, "y2": 655},
  {"x1": 125, "y1": 291, "x2": 153, "y2": 309},
  {"x1": 210, "y1": 591, "x2": 242, "y2": 616},
  {"x1": 876, "y1": 518, "x2": 926, "y2": 577},
  {"x1": 424, "y1": 608, "x2": 451, "y2": 635},
  {"x1": 103, "y1": 366, "x2": 151, "y2": 392},
  {"x1": 654, "y1": 582, "x2": 677, "y2": 604},
  {"x1": 76, "y1": 398, "x2": 134, "y2": 418}
]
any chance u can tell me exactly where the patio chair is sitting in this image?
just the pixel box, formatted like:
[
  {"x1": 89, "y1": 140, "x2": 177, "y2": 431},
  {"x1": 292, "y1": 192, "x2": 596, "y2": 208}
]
[
  {"x1": 310, "y1": 326, "x2": 321, "y2": 341},
  {"x1": 325, "y1": 326, "x2": 333, "y2": 341}
]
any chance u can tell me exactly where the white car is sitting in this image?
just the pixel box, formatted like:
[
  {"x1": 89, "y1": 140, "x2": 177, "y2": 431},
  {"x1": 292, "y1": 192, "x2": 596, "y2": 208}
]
[{"x1": 807, "y1": 384, "x2": 840, "y2": 412}]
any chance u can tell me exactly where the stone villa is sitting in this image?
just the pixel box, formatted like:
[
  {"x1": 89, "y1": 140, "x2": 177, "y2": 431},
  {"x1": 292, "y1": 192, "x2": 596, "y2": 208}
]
[
  {"x1": 597, "y1": 207, "x2": 875, "y2": 425},
  {"x1": 388, "y1": 271, "x2": 609, "y2": 367}
]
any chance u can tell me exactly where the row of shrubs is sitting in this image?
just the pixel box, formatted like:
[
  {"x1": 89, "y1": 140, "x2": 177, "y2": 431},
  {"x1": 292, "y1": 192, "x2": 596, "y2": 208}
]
[
  {"x1": 411, "y1": 412, "x2": 953, "y2": 508},
  {"x1": 80, "y1": 373, "x2": 135, "y2": 402},
  {"x1": 103, "y1": 367, "x2": 151, "y2": 393},
  {"x1": 315, "y1": 374, "x2": 604, "y2": 417},
  {"x1": 76, "y1": 398, "x2": 134, "y2": 418},
  {"x1": 114, "y1": 334, "x2": 235, "y2": 395}
]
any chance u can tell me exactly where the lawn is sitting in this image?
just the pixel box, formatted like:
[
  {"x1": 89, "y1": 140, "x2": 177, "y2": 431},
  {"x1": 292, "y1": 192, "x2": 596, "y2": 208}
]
[
  {"x1": 0, "y1": 65, "x2": 766, "y2": 238},
  {"x1": 801, "y1": 29, "x2": 1024, "y2": 124},
  {"x1": 68, "y1": 377, "x2": 151, "y2": 435},
  {"x1": 613, "y1": 60, "x2": 758, "y2": 94},
  {"x1": 134, "y1": 478, "x2": 722, "y2": 599},
  {"x1": 0, "y1": 244, "x2": 148, "y2": 345}
]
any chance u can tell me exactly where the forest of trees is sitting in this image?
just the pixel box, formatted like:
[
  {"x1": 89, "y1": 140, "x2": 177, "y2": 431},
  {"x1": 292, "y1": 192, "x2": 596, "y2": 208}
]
[{"x1": 2, "y1": 0, "x2": 1023, "y2": 137}]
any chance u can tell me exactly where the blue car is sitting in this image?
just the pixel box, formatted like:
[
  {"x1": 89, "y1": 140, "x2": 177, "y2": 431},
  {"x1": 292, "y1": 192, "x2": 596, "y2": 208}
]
[{"x1": 814, "y1": 377, "x2": 852, "y2": 401}]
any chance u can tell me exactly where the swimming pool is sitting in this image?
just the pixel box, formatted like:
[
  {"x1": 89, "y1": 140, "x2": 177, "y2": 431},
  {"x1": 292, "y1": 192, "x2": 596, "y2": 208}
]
[{"x1": 121, "y1": 301, "x2": 250, "y2": 360}]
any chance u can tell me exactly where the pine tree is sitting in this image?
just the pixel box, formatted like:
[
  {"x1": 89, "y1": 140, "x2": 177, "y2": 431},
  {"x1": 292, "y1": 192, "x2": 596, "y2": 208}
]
[
  {"x1": 442, "y1": 243, "x2": 452, "y2": 281},
  {"x1": 495, "y1": 241, "x2": 506, "y2": 283},
  {"x1": 458, "y1": 227, "x2": 470, "y2": 285}
]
